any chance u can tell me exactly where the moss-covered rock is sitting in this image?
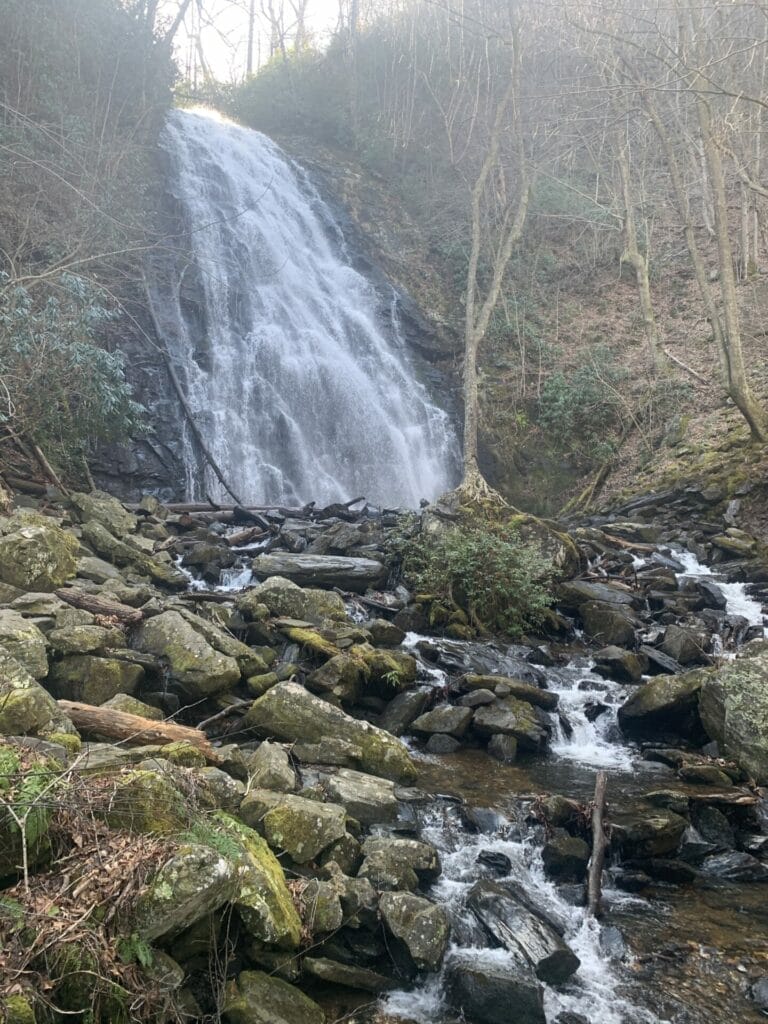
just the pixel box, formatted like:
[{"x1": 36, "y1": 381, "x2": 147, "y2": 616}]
[
  {"x1": 175, "y1": 607, "x2": 269, "y2": 676},
  {"x1": 102, "y1": 770, "x2": 188, "y2": 834},
  {"x1": 49, "y1": 654, "x2": 144, "y2": 705},
  {"x1": 239, "y1": 789, "x2": 347, "y2": 863},
  {"x1": 245, "y1": 741, "x2": 296, "y2": 792},
  {"x1": 101, "y1": 693, "x2": 163, "y2": 720},
  {"x1": 472, "y1": 697, "x2": 550, "y2": 751},
  {"x1": 241, "y1": 576, "x2": 348, "y2": 624},
  {"x1": 47, "y1": 623, "x2": 126, "y2": 656},
  {"x1": 378, "y1": 891, "x2": 449, "y2": 971},
  {"x1": 279, "y1": 626, "x2": 340, "y2": 662},
  {"x1": 352, "y1": 644, "x2": 417, "y2": 696},
  {"x1": 80, "y1": 520, "x2": 186, "y2": 589},
  {"x1": 243, "y1": 682, "x2": 416, "y2": 783},
  {"x1": 246, "y1": 671, "x2": 280, "y2": 697},
  {"x1": 0, "y1": 523, "x2": 78, "y2": 591},
  {"x1": 0, "y1": 609, "x2": 48, "y2": 679},
  {"x1": 305, "y1": 652, "x2": 369, "y2": 703},
  {"x1": 69, "y1": 490, "x2": 136, "y2": 538},
  {"x1": 223, "y1": 970, "x2": 325, "y2": 1024},
  {"x1": 618, "y1": 670, "x2": 704, "y2": 741},
  {"x1": 132, "y1": 610, "x2": 240, "y2": 698},
  {"x1": 0, "y1": 650, "x2": 76, "y2": 738},
  {"x1": 0, "y1": 743, "x2": 56, "y2": 876}
]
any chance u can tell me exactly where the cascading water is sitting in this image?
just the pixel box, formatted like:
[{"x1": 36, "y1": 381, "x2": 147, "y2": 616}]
[{"x1": 148, "y1": 108, "x2": 459, "y2": 509}]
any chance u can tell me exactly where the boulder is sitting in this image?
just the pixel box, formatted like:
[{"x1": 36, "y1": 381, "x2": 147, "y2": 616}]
[
  {"x1": 80, "y1": 520, "x2": 186, "y2": 588},
  {"x1": 49, "y1": 654, "x2": 143, "y2": 705},
  {"x1": 323, "y1": 768, "x2": 398, "y2": 825},
  {"x1": 617, "y1": 670, "x2": 704, "y2": 741},
  {"x1": 306, "y1": 653, "x2": 368, "y2": 703},
  {"x1": 472, "y1": 697, "x2": 550, "y2": 751},
  {"x1": 580, "y1": 602, "x2": 637, "y2": 646},
  {"x1": 223, "y1": 971, "x2": 325, "y2": 1024},
  {"x1": 541, "y1": 830, "x2": 590, "y2": 882},
  {"x1": 557, "y1": 580, "x2": 637, "y2": 611},
  {"x1": 378, "y1": 689, "x2": 430, "y2": 736},
  {"x1": 69, "y1": 490, "x2": 136, "y2": 538},
  {"x1": 487, "y1": 734, "x2": 518, "y2": 762},
  {"x1": 460, "y1": 674, "x2": 558, "y2": 710},
  {"x1": 0, "y1": 523, "x2": 78, "y2": 591},
  {"x1": 175, "y1": 608, "x2": 269, "y2": 676},
  {"x1": 251, "y1": 553, "x2": 386, "y2": 593},
  {"x1": 425, "y1": 734, "x2": 461, "y2": 754},
  {"x1": 0, "y1": 609, "x2": 48, "y2": 679},
  {"x1": 592, "y1": 646, "x2": 646, "y2": 684},
  {"x1": 699, "y1": 643, "x2": 768, "y2": 783},
  {"x1": 301, "y1": 879, "x2": 344, "y2": 932},
  {"x1": 302, "y1": 957, "x2": 395, "y2": 992},
  {"x1": 378, "y1": 891, "x2": 449, "y2": 971},
  {"x1": 367, "y1": 619, "x2": 406, "y2": 647},
  {"x1": 243, "y1": 682, "x2": 416, "y2": 783},
  {"x1": 358, "y1": 836, "x2": 440, "y2": 892},
  {"x1": 102, "y1": 770, "x2": 188, "y2": 833},
  {"x1": 191, "y1": 766, "x2": 246, "y2": 812},
  {"x1": 47, "y1": 623, "x2": 125, "y2": 656},
  {"x1": 246, "y1": 741, "x2": 297, "y2": 793},
  {"x1": 101, "y1": 693, "x2": 163, "y2": 720},
  {"x1": 700, "y1": 851, "x2": 768, "y2": 882},
  {"x1": 239, "y1": 789, "x2": 347, "y2": 863},
  {"x1": 467, "y1": 880, "x2": 580, "y2": 984},
  {"x1": 660, "y1": 624, "x2": 708, "y2": 666},
  {"x1": 611, "y1": 809, "x2": 688, "y2": 858},
  {"x1": 446, "y1": 954, "x2": 545, "y2": 1024},
  {"x1": 411, "y1": 705, "x2": 473, "y2": 738},
  {"x1": 0, "y1": 649, "x2": 75, "y2": 738},
  {"x1": 238, "y1": 576, "x2": 347, "y2": 624},
  {"x1": 132, "y1": 610, "x2": 240, "y2": 698}
]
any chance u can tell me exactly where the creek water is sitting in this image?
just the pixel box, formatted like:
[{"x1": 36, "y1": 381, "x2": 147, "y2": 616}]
[
  {"x1": 149, "y1": 108, "x2": 459, "y2": 508},
  {"x1": 374, "y1": 558, "x2": 768, "y2": 1024}
]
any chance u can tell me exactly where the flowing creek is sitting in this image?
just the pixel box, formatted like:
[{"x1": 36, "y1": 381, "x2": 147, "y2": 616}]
[{"x1": 366, "y1": 553, "x2": 768, "y2": 1024}]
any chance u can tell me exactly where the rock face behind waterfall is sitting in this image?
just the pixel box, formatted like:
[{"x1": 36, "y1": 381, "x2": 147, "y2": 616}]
[{"x1": 146, "y1": 108, "x2": 458, "y2": 508}]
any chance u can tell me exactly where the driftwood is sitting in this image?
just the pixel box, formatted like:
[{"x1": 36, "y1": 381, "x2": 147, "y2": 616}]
[
  {"x1": 58, "y1": 700, "x2": 223, "y2": 764},
  {"x1": 55, "y1": 588, "x2": 144, "y2": 625},
  {"x1": 587, "y1": 771, "x2": 608, "y2": 917},
  {"x1": 137, "y1": 496, "x2": 369, "y2": 523},
  {"x1": 225, "y1": 526, "x2": 268, "y2": 547}
]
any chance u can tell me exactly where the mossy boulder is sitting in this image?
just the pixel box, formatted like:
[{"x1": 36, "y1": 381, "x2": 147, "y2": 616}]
[
  {"x1": 618, "y1": 670, "x2": 705, "y2": 741},
  {"x1": 699, "y1": 642, "x2": 768, "y2": 783},
  {"x1": 0, "y1": 609, "x2": 48, "y2": 679},
  {"x1": 69, "y1": 490, "x2": 136, "y2": 538},
  {"x1": 132, "y1": 610, "x2": 240, "y2": 698},
  {"x1": 80, "y1": 520, "x2": 186, "y2": 589},
  {"x1": 243, "y1": 682, "x2": 416, "y2": 783},
  {"x1": 0, "y1": 650, "x2": 76, "y2": 738},
  {"x1": 0, "y1": 523, "x2": 78, "y2": 591},
  {"x1": 175, "y1": 608, "x2": 269, "y2": 676},
  {"x1": 305, "y1": 653, "x2": 369, "y2": 703},
  {"x1": 47, "y1": 623, "x2": 126, "y2": 656},
  {"x1": 102, "y1": 770, "x2": 189, "y2": 833},
  {"x1": 472, "y1": 697, "x2": 550, "y2": 751},
  {"x1": 353, "y1": 644, "x2": 417, "y2": 696},
  {"x1": 239, "y1": 789, "x2": 347, "y2": 863},
  {"x1": 246, "y1": 741, "x2": 296, "y2": 792},
  {"x1": 241, "y1": 576, "x2": 347, "y2": 624},
  {"x1": 214, "y1": 813, "x2": 302, "y2": 948},
  {"x1": 378, "y1": 891, "x2": 450, "y2": 971},
  {"x1": 223, "y1": 970, "x2": 325, "y2": 1024},
  {"x1": 49, "y1": 654, "x2": 144, "y2": 705},
  {"x1": 101, "y1": 693, "x2": 162, "y2": 720}
]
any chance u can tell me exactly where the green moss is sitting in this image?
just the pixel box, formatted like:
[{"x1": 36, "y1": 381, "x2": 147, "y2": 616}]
[
  {"x1": 47, "y1": 731, "x2": 81, "y2": 755},
  {"x1": 2, "y1": 994, "x2": 36, "y2": 1024},
  {"x1": 103, "y1": 770, "x2": 188, "y2": 834},
  {"x1": 281, "y1": 627, "x2": 340, "y2": 661},
  {"x1": 160, "y1": 741, "x2": 207, "y2": 768}
]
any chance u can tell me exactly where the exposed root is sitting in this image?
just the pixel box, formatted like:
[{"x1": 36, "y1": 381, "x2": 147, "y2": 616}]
[{"x1": 451, "y1": 466, "x2": 508, "y2": 509}]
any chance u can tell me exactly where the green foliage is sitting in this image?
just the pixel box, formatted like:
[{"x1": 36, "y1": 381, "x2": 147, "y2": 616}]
[
  {"x1": 537, "y1": 349, "x2": 627, "y2": 461},
  {"x1": 0, "y1": 273, "x2": 146, "y2": 471},
  {"x1": 402, "y1": 522, "x2": 553, "y2": 636},
  {"x1": 116, "y1": 933, "x2": 154, "y2": 968}
]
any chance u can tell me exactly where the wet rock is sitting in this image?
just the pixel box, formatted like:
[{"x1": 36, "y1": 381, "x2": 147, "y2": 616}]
[
  {"x1": 361, "y1": 836, "x2": 440, "y2": 881},
  {"x1": 542, "y1": 830, "x2": 590, "y2": 882},
  {"x1": 699, "y1": 643, "x2": 768, "y2": 783},
  {"x1": 243, "y1": 682, "x2": 416, "y2": 783},
  {"x1": 557, "y1": 580, "x2": 638, "y2": 610},
  {"x1": 301, "y1": 879, "x2": 344, "y2": 932},
  {"x1": 584, "y1": 701, "x2": 609, "y2": 722},
  {"x1": 223, "y1": 970, "x2": 325, "y2": 1024},
  {"x1": 306, "y1": 653, "x2": 368, "y2": 703},
  {"x1": 459, "y1": 674, "x2": 558, "y2": 711},
  {"x1": 81, "y1": 520, "x2": 186, "y2": 588},
  {"x1": 239, "y1": 789, "x2": 347, "y2": 863},
  {"x1": 539, "y1": 795, "x2": 581, "y2": 828},
  {"x1": 751, "y1": 977, "x2": 768, "y2": 1010},
  {"x1": 467, "y1": 880, "x2": 580, "y2": 984},
  {"x1": 640, "y1": 644, "x2": 684, "y2": 676},
  {"x1": 678, "y1": 763, "x2": 733, "y2": 787},
  {"x1": 626, "y1": 858, "x2": 697, "y2": 884},
  {"x1": 487, "y1": 734, "x2": 518, "y2": 762},
  {"x1": 354, "y1": 644, "x2": 417, "y2": 695},
  {"x1": 242, "y1": 575, "x2": 348, "y2": 624},
  {"x1": 477, "y1": 850, "x2": 512, "y2": 875},
  {"x1": 617, "y1": 670, "x2": 704, "y2": 741},
  {"x1": 0, "y1": 521, "x2": 78, "y2": 591},
  {"x1": 302, "y1": 957, "x2": 395, "y2": 992},
  {"x1": 460, "y1": 688, "x2": 497, "y2": 708},
  {"x1": 660, "y1": 624, "x2": 709, "y2": 666},
  {"x1": 592, "y1": 645, "x2": 646, "y2": 683},
  {"x1": 692, "y1": 805, "x2": 734, "y2": 849},
  {"x1": 644, "y1": 790, "x2": 689, "y2": 815},
  {"x1": 323, "y1": 768, "x2": 398, "y2": 825},
  {"x1": 378, "y1": 891, "x2": 449, "y2": 971},
  {"x1": 554, "y1": 1014, "x2": 589, "y2": 1024},
  {"x1": 599, "y1": 926, "x2": 627, "y2": 960},
  {"x1": 700, "y1": 850, "x2": 768, "y2": 882},
  {"x1": 246, "y1": 741, "x2": 297, "y2": 793},
  {"x1": 446, "y1": 954, "x2": 545, "y2": 1024},
  {"x1": 367, "y1": 618, "x2": 406, "y2": 647},
  {"x1": 292, "y1": 737, "x2": 363, "y2": 768},
  {"x1": 49, "y1": 654, "x2": 144, "y2": 705},
  {"x1": 425, "y1": 733, "x2": 462, "y2": 754},
  {"x1": 132, "y1": 610, "x2": 240, "y2": 698},
  {"x1": 472, "y1": 697, "x2": 550, "y2": 751},
  {"x1": 411, "y1": 705, "x2": 473, "y2": 738},
  {"x1": 580, "y1": 601, "x2": 638, "y2": 646},
  {"x1": 251, "y1": 553, "x2": 386, "y2": 593},
  {"x1": 611, "y1": 809, "x2": 688, "y2": 858}
]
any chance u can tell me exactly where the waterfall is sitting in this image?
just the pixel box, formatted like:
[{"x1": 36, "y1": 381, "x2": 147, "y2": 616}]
[{"x1": 148, "y1": 107, "x2": 459, "y2": 508}]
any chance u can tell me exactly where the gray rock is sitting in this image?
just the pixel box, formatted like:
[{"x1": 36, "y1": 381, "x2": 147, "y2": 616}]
[
  {"x1": 49, "y1": 654, "x2": 143, "y2": 705},
  {"x1": 0, "y1": 608, "x2": 48, "y2": 679},
  {"x1": 611, "y1": 810, "x2": 688, "y2": 858},
  {"x1": 580, "y1": 601, "x2": 637, "y2": 646},
  {"x1": 378, "y1": 689, "x2": 430, "y2": 736},
  {"x1": 358, "y1": 836, "x2": 440, "y2": 891},
  {"x1": 412, "y1": 705, "x2": 473, "y2": 738},
  {"x1": 0, "y1": 649, "x2": 75, "y2": 738},
  {"x1": 557, "y1": 580, "x2": 638, "y2": 610},
  {"x1": 618, "y1": 670, "x2": 704, "y2": 741},
  {"x1": 240, "y1": 576, "x2": 347, "y2": 624},
  {"x1": 302, "y1": 957, "x2": 395, "y2": 992},
  {"x1": 446, "y1": 954, "x2": 545, "y2": 1024},
  {"x1": 223, "y1": 970, "x2": 325, "y2": 1024},
  {"x1": 239, "y1": 789, "x2": 347, "y2": 863},
  {"x1": 592, "y1": 645, "x2": 646, "y2": 684},
  {"x1": 460, "y1": 674, "x2": 558, "y2": 710},
  {"x1": 660, "y1": 624, "x2": 708, "y2": 666},
  {"x1": 323, "y1": 768, "x2": 398, "y2": 825},
  {"x1": 472, "y1": 698, "x2": 550, "y2": 751},
  {"x1": 251, "y1": 553, "x2": 386, "y2": 593},
  {"x1": 701, "y1": 851, "x2": 768, "y2": 882},
  {"x1": 0, "y1": 521, "x2": 78, "y2": 591},
  {"x1": 379, "y1": 891, "x2": 450, "y2": 971},
  {"x1": 699, "y1": 643, "x2": 768, "y2": 783},
  {"x1": 459, "y1": 689, "x2": 497, "y2": 708},
  {"x1": 542, "y1": 830, "x2": 590, "y2": 882},
  {"x1": 246, "y1": 741, "x2": 297, "y2": 793},
  {"x1": 367, "y1": 619, "x2": 406, "y2": 647},
  {"x1": 487, "y1": 734, "x2": 518, "y2": 762},
  {"x1": 132, "y1": 610, "x2": 240, "y2": 698},
  {"x1": 425, "y1": 733, "x2": 462, "y2": 754}
]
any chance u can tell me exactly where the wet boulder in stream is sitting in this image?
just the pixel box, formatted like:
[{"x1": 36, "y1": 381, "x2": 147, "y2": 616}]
[
  {"x1": 472, "y1": 696, "x2": 551, "y2": 751},
  {"x1": 378, "y1": 891, "x2": 449, "y2": 972},
  {"x1": 446, "y1": 953, "x2": 546, "y2": 1024},
  {"x1": 459, "y1": 674, "x2": 558, "y2": 710},
  {"x1": 251, "y1": 553, "x2": 386, "y2": 593},
  {"x1": 467, "y1": 879, "x2": 580, "y2": 984},
  {"x1": 617, "y1": 669, "x2": 704, "y2": 741}
]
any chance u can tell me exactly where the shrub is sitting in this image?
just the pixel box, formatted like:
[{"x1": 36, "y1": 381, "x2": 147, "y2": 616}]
[
  {"x1": 0, "y1": 273, "x2": 146, "y2": 473},
  {"x1": 402, "y1": 521, "x2": 553, "y2": 636}
]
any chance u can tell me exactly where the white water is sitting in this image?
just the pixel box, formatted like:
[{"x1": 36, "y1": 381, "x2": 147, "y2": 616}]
[
  {"x1": 150, "y1": 108, "x2": 459, "y2": 508},
  {"x1": 382, "y1": 805, "x2": 663, "y2": 1024},
  {"x1": 674, "y1": 550, "x2": 766, "y2": 630}
]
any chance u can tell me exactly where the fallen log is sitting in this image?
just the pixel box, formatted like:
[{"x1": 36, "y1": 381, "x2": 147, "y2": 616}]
[
  {"x1": 58, "y1": 700, "x2": 223, "y2": 765},
  {"x1": 587, "y1": 771, "x2": 608, "y2": 917},
  {"x1": 55, "y1": 588, "x2": 144, "y2": 625},
  {"x1": 225, "y1": 526, "x2": 268, "y2": 547}
]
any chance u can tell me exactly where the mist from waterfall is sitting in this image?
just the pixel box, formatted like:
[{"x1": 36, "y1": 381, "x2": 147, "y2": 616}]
[{"x1": 148, "y1": 108, "x2": 459, "y2": 508}]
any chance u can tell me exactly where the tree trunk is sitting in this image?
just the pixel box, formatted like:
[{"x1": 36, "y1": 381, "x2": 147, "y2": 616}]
[
  {"x1": 0, "y1": 475, "x2": 13, "y2": 515},
  {"x1": 587, "y1": 771, "x2": 608, "y2": 917}
]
